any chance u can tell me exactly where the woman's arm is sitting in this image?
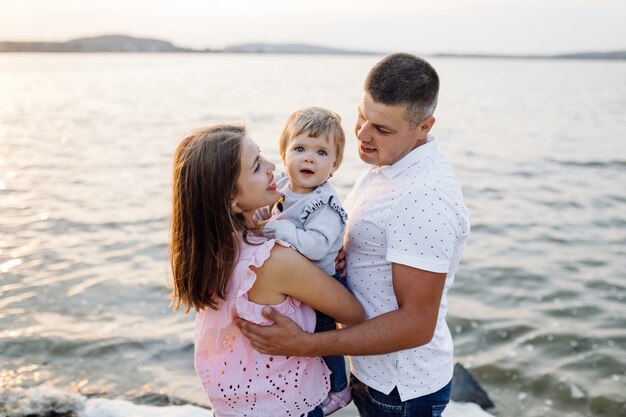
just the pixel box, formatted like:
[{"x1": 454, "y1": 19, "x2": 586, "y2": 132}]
[
  {"x1": 238, "y1": 262, "x2": 446, "y2": 357},
  {"x1": 249, "y1": 245, "x2": 364, "y2": 326}
]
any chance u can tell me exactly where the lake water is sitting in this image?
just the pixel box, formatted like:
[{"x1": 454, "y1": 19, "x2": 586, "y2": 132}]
[{"x1": 0, "y1": 53, "x2": 625, "y2": 417}]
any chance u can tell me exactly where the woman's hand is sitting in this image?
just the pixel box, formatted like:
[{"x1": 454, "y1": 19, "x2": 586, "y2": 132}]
[{"x1": 235, "y1": 306, "x2": 314, "y2": 356}]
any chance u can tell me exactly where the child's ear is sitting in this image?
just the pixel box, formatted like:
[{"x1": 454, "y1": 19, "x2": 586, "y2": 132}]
[{"x1": 329, "y1": 159, "x2": 339, "y2": 177}]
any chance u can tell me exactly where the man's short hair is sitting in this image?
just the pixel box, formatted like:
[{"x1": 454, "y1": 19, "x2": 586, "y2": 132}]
[{"x1": 365, "y1": 53, "x2": 439, "y2": 128}]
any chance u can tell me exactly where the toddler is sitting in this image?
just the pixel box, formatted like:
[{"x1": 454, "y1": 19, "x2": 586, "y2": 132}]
[{"x1": 260, "y1": 107, "x2": 352, "y2": 415}]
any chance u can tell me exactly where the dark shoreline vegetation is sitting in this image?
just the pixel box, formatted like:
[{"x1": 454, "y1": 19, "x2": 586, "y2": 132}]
[{"x1": 1, "y1": 34, "x2": 625, "y2": 60}]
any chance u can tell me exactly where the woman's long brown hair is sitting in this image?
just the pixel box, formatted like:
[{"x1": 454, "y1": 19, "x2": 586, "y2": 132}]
[{"x1": 170, "y1": 124, "x2": 247, "y2": 313}]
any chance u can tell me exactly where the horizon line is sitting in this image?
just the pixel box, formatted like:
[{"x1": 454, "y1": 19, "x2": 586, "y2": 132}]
[{"x1": 1, "y1": 33, "x2": 625, "y2": 58}]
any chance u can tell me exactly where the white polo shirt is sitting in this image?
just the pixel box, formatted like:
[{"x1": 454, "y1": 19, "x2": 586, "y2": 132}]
[{"x1": 344, "y1": 135, "x2": 470, "y2": 401}]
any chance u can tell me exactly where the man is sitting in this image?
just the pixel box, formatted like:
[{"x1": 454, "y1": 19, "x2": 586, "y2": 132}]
[{"x1": 237, "y1": 53, "x2": 470, "y2": 417}]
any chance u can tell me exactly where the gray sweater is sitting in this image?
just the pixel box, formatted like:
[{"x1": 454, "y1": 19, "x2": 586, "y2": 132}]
[{"x1": 262, "y1": 172, "x2": 347, "y2": 276}]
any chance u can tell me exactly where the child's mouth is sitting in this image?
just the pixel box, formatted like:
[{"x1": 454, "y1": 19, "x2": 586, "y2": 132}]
[{"x1": 300, "y1": 169, "x2": 314, "y2": 175}]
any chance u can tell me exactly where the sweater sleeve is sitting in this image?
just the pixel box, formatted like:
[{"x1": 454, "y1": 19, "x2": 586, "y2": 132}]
[{"x1": 266, "y1": 202, "x2": 345, "y2": 261}]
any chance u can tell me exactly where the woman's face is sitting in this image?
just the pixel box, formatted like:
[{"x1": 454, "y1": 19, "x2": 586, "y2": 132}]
[{"x1": 232, "y1": 136, "x2": 280, "y2": 219}]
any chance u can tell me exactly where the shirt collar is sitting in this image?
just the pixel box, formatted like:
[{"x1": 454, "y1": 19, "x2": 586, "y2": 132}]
[{"x1": 373, "y1": 133, "x2": 440, "y2": 179}]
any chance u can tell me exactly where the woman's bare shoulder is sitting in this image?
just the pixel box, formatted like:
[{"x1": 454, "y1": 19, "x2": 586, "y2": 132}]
[
  {"x1": 248, "y1": 243, "x2": 310, "y2": 302},
  {"x1": 257, "y1": 243, "x2": 306, "y2": 275}
]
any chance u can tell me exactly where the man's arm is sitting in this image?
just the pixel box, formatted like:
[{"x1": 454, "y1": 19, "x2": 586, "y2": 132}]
[{"x1": 236, "y1": 263, "x2": 446, "y2": 356}]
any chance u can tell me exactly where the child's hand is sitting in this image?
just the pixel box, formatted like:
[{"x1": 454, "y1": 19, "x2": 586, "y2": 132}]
[{"x1": 335, "y1": 247, "x2": 347, "y2": 280}]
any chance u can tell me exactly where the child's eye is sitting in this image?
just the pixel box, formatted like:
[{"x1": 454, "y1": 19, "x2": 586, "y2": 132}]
[
  {"x1": 254, "y1": 163, "x2": 261, "y2": 173},
  {"x1": 295, "y1": 146, "x2": 304, "y2": 152},
  {"x1": 317, "y1": 150, "x2": 327, "y2": 156}
]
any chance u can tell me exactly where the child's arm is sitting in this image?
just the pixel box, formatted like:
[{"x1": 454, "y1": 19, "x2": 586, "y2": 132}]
[
  {"x1": 250, "y1": 245, "x2": 365, "y2": 326},
  {"x1": 266, "y1": 204, "x2": 344, "y2": 261}
]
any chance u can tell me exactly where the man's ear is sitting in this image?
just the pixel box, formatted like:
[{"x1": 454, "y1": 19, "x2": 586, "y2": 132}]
[{"x1": 420, "y1": 116, "x2": 436, "y2": 135}]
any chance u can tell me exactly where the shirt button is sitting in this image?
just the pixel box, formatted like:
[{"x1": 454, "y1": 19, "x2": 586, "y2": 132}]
[{"x1": 316, "y1": 189, "x2": 321, "y2": 194}]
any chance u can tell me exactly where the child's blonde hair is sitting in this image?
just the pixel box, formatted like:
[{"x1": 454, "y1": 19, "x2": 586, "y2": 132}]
[{"x1": 278, "y1": 107, "x2": 345, "y2": 169}]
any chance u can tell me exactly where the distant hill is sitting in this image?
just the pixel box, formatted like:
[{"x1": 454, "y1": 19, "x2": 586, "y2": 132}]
[
  {"x1": 434, "y1": 51, "x2": 626, "y2": 60},
  {"x1": 0, "y1": 35, "x2": 377, "y2": 55},
  {"x1": 0, "y1": 35, "x2": 193, "y2": 52},
  {"x1": 222, "y1": 43, "x2": 379, "y2": 55},
  {"x1": 553, "y1": 51, "x2": 626, "y2": 60},
  {"x1": 1, "y1": 35, "x2": 624, "y2": 60}
]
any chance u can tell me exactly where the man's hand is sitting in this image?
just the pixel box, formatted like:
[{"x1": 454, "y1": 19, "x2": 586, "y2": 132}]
[{"x1": 235, "y1": 306, "x2": 314, "y2": 356}]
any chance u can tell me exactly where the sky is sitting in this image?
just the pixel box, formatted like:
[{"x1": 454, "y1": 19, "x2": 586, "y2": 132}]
[{"x1": 1, "y1": 0, "x2": 625, "y2": 55}]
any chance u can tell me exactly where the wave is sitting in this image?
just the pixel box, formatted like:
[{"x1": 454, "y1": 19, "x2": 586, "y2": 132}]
[
  {"x1": 549, "y1": 159, "x2": 626, "y2": 169},
  {"x1": 24, "y1": 216, "x2": 168, "y2": 234},
  {"x1": 0, "y1": 386, "x2": 494, "y2": 417},
  {"x1": 0, "y1": 386, "x2": 213, "y2": 417}
]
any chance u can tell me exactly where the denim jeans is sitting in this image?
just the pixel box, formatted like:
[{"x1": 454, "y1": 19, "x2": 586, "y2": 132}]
[
  {"x1": 350, "y1": 374, "x2": 452, "y2": 417},
  {"x1": 315, "y1": 311, "x2": 348, "y2": 391},
  {"x1": 313, "y1": 269, "x2": 349, "y2": 392},
  {"x1": 305, "y1": 405, "x2": 324, "y2": 417}
]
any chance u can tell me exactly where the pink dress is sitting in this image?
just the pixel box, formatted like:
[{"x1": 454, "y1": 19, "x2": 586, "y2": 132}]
[{"x1": 194, "y1": 236, "x2": 330, "y2": 417}]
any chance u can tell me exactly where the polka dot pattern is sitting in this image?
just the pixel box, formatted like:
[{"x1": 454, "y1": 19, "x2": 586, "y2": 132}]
[
  {"x1": 342, "y1": 137, "x2": 470, "y2": 400},
  {"x1": 194, "y1": 238, "x2": 330, "y2": 416}
]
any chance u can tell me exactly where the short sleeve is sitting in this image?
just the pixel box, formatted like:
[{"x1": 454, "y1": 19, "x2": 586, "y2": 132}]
[
  {"x1": 234, "y1": 239, "x2": 299, "y2": 324},
  {"x1": 385, "y1": 187, "x2": 460, "y2": 273}
]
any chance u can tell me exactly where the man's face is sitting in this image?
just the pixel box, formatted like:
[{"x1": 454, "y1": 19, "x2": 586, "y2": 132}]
[{"x1": 355, "y1": 92, "x2": 430, "y2": 167}]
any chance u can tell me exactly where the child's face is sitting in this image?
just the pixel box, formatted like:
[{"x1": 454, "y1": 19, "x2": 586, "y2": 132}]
[
  {"x1": 232, "y1": 136, "x2": 281, "y2": 217},
  {"x1": 283, "y1": 133, "x2": 338, "y2": 194}
]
